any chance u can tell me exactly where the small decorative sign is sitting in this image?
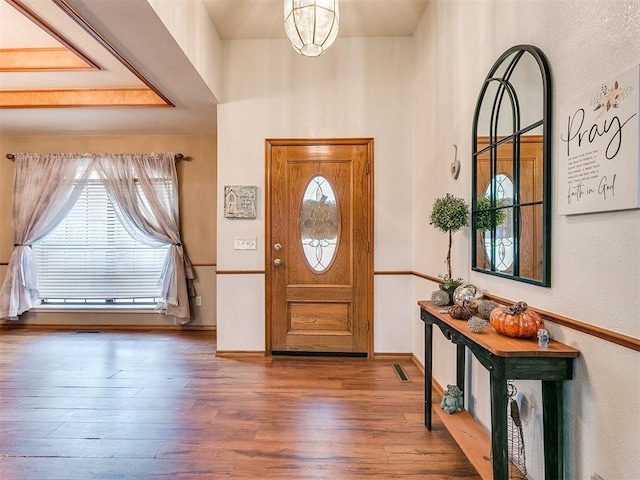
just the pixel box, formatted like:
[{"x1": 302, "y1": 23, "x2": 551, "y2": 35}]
[
  {"x1": 224, "y1": 185, "x2": 257, "y2": 218},
  {"x1": 558, "y1": 65, "x2": 639, "y2": 215}
]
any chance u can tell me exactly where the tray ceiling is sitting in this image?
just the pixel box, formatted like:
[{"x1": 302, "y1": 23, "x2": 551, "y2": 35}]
[{"x1": 0, "y1": 0, "x2": 428, "y2": 135}]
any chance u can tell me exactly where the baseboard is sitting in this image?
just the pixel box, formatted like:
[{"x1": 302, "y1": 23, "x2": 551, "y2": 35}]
[
  {"x1": 1, "y1": 323, "x2": 217, "y2": 333},
  {"x1": 215, "y1": 351, "x2": 415, "y2": 362},
  {"x1": 372, "y1": 352, "x2": 414, "y2": 361},
  {"x1": 215, "y1": 350, "x2": 270, "y2": 361},
  {"x1": 411, "y1": 353, "x2": 425, "y2": 374},
  {"x1": 431, "y1": 377, "x2": 444, "y2": 396}
]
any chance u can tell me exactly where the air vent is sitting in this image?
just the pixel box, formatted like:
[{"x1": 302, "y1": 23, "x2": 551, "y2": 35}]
[{"x1": 393, "y1": 363, "x2": 410, "y2": 382}]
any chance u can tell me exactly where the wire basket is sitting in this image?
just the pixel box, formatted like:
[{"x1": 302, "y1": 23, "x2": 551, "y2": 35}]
[{"x1": 507, "y1": 382, "x2": 527, "y2": 479}]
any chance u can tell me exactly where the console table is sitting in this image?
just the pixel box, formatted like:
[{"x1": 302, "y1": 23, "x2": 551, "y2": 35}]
[{"x1": 419, "y1": 301, "x2": 579, "y2": 480}]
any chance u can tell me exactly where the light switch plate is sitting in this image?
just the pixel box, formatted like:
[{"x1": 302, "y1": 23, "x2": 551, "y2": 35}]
[{"x1": 234, "y1": 236, "x2": 257, "y2": 250}]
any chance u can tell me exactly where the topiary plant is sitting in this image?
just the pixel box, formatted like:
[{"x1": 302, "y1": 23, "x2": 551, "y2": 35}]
[
  {"x1": 429, "y1": 193, "x2": 469, "y2": 281},
  {"x1": 475, "y1": 195, "x2": 506, "y2": 232}
]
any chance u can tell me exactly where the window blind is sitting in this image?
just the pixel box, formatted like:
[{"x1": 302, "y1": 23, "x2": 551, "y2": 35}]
[{"x1": 33, "y1": 180, "x2": 169, "y2": 305}]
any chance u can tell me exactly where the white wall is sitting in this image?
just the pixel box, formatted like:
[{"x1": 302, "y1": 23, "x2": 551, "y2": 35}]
[
  {"x1": 217, "y1": 37, "x2": 414, "y2": 354},
  {"x1": 412, "y1": 1, "x2": 640, "y2": 479},
  {"x1": 148, "y1": 0, "x2": 223, "y2": 103}
]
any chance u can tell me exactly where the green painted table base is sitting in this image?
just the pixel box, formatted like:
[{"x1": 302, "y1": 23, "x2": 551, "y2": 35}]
[{"x1": 419, "y1": 302, "x2": 578, "y2": 480}]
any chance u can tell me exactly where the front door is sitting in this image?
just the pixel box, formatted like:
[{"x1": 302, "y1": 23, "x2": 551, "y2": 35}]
[
  {"x1": 265, "y1": 139, "x2": 373, "y2": 356},
  {"x1": 476, "y1": 136, "x2": 543, "y2": 280}
]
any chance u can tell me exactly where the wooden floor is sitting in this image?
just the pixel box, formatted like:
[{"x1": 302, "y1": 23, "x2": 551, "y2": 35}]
[{"x1": 0, "y1": 329, "x2": 480, "y2": 479}]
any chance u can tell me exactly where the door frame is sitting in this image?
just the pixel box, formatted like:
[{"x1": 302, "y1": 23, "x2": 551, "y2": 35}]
[{"x1": 264, "y1": 138, "x2": 375, "y2": 357}]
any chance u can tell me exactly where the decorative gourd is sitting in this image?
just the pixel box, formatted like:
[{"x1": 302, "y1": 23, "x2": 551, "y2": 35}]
[
  {"x1": 467, "y1": 316, "x2": 488, "y2": 333},
  {"x1": 431, "y1": 289, "x2": 451, "y2": 307},
  {"x1": 489, "y1": 301, "x2": 545, "y2": 338},
  {"x1": 452, "y1": 283, "x2": 483, "y2": 308},
  {"x1": 476, "y1": 299, "x2": 501, "y2": 320},
  {"x1": 448, "y1": 303, "x2": 473, "y2": 320}
]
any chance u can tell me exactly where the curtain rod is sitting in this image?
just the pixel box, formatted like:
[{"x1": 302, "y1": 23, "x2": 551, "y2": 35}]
[{"x1": 5, "y1": 153, "x2": 184, "y2": 162}]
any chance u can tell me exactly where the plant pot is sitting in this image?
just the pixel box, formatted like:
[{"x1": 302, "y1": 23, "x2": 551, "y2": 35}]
[{"x1": 438, "y1": 284, "x2": 458, "y2": 305}]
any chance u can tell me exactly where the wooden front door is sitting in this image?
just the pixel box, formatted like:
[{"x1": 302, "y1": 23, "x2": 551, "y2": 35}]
[
  {"x1": 476, "y1": 135, "x2": 544, "y2": 280},
  {"x1": 265, "y1": 139, "x2": 373, "y2": 356}
]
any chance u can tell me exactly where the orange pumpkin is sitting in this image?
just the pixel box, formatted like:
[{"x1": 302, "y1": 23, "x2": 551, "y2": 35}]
[{"x1": 489, "y1": 301, "x2": 545, "y2": 338}]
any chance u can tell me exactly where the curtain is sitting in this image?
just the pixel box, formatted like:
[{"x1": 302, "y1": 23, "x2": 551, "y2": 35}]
[
  {"x1": 0, "y1": 153, "x2": 94, "y2": 319},
  {"x1": 1, "y1": 152, "x2": 193, "y2": 323},
  {"x1": 95, "y1": 153, "x2": 194, "y2": 322}
]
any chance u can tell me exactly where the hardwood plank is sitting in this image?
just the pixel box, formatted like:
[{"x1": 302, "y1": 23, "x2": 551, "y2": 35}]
[
  {"x1": 1, "y1": 438, "x2": 165, "y2": 459},
  {"x1": 46, "y1": 422, "x2": 256, "y2": 442},
  {"x1": 15, "y1": 396, "x2": 197, "y2": 410},
  {"x1": 0, "y1": 386, "x2": 143, "y2": 398},
  {"x1": 2, "y1": 407, "x2": 218, "y2": 424},
  {"x1": 0, "y1": 421, "x2": 63, "y2": 438},
  {"x1": 0, "y1": 458, "x2": 186, "y2": 480},
  {"x1": 0, "y1": 330, "x2": 480, "y2": 479}
]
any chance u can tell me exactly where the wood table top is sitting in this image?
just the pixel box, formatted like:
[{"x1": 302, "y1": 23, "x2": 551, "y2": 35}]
[{"x1": 419, "y1": 301, "x2": 580, "y2": 358}]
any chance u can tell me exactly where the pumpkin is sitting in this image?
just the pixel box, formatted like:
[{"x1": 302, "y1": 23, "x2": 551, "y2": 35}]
[{"x1": 489, "y1": 301, "x2": 545, "y2": 338}]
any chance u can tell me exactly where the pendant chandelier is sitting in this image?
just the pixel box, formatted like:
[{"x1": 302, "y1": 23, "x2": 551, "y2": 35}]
[{"x1": 284, "y1": 0, "x2": 340, "y2": 57}]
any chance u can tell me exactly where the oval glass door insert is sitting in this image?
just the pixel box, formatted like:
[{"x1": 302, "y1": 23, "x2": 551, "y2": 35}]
[
  {"x1": 483, "y1": 173, "x2": 514, "y2": 273},
  {"x1": 300, "y1": 175, "x2": 340, "y2": 273}
]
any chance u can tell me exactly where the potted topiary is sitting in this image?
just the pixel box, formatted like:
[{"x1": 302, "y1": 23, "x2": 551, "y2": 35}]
[
  {"x1": 475, "y1": 195, "x2": 506, "y2": 232},
  {"x1": 429, "y1": 193, "x2": 469, "y2": 299},
  {"x1": 475, "y1": 195, "x2": 506, "y2": 264},
  {"x1": 437, "y1": 274, "x2": 465, "y2": 304}
]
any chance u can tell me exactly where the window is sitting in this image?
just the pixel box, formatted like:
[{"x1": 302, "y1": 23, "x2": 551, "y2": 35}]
[
  {"x1": 32, "y1": 177, "x2": 169, "y2": 306},
  {"x1": 299, "y1": 175, "x2": 339, "y2": 273}
]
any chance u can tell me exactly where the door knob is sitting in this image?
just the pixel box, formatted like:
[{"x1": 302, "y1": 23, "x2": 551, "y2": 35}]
[
  {"x1": 274, "y1": 243, "x2": 282, "y2": 251},
  {"x1": 274, "y1": 258, "x2": 282, "y2": 266}
]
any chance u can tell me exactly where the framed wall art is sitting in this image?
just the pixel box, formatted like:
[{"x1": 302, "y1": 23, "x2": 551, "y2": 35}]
[
  {"x1": 558, "y1": 64, "x2": 639, "y2": 215},
  {"x1": 224, "y1": 185, "x2": 257, "y2": 219}
]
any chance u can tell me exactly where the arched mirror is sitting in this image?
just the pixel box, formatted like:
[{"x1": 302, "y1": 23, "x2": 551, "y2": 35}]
[{"x1": 472, "y1": 45, "x2": 552, "y2": 286}]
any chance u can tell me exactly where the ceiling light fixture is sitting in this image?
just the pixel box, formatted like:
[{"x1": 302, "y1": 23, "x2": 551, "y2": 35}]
[{"x1": 284, "y1": 0, "x2": 339, "y2": 57}]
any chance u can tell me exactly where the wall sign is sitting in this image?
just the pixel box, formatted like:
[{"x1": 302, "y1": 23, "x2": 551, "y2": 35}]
[
  {"x1": 558, "y1": 65, "x2": 639, "y2": 215},
  {"x1": 224, "y1": 185, "x2": 257, "y2": 218}
]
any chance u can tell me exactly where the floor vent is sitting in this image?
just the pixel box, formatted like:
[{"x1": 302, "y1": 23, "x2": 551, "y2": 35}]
[
  {"x1": 72, "y1": 330, "x2": 101, "y2": 334},
  {"x1": 393, "y1": 363, "x2": 410, "y2": 382}
]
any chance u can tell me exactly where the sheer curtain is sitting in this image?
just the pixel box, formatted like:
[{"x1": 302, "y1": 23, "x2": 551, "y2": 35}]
[
  {"x1": 0, "y1": 153, "x2": 94, "y2": 319},
  {"x1": 1, "y1": 152, "x2": 193, "y2": 323},
  {"x1": 95, "y1": 153, "x2": 194, "y2": 322}
]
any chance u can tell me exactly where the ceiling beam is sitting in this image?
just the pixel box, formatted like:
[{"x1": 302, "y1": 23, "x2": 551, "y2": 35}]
[
  {"x1": 0, "y1": 88, "x2": 170, "y2": 108},
  {"x1": 0, "y1": 47, "x2": 96, "y2": 72}
]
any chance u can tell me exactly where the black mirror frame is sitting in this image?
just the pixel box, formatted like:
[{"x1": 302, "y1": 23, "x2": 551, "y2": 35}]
[{"x1": 471, "y1": 44, "x2": 552, "y2": 287}]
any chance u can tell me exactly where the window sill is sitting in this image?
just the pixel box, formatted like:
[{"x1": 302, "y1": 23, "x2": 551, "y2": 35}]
[{"x1": 32, "y1": 304, "x2": 160, "y2": 314}]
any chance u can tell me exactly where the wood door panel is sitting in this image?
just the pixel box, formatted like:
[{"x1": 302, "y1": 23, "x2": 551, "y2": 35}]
[
  {"x1": 476, "y1": 136, "x2": 543, "y2": 280},
  {"x1": 289, "y1": 303, "x2": 351, "y2": 332},
  {"x1": 285, "y1": 334, "x2": 354, "y2": 352},
  {"x1": 266, "y1": 139, "x2": 373, "y2": 356},
  {"x1": 286, "y1": 286, "x2": 354, "y2": 302}
]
